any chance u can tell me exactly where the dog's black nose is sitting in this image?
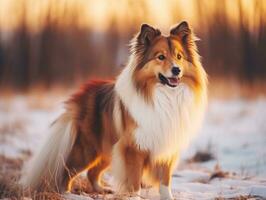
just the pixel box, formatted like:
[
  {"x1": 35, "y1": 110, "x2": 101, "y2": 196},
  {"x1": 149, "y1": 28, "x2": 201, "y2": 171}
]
[{"x1": 171, "y1": 67, "x2": 180, "y2": 76}]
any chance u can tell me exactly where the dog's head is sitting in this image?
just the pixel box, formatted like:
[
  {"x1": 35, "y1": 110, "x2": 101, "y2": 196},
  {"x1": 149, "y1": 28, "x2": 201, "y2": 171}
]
[{"x1": 130, "y1": 21, "x2": 206, "y2": 100}]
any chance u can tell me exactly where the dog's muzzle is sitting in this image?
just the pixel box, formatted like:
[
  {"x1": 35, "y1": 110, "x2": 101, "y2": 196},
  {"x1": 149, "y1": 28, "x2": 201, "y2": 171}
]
[{"x1": 159, "y1": 73, "x2": 180, "y2": 88}]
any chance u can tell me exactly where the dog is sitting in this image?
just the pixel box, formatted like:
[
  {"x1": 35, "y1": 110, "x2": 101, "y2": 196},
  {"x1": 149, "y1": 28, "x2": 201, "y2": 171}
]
[{"x1": 20, "y1": 21, "x2": 207, "y2": 200}]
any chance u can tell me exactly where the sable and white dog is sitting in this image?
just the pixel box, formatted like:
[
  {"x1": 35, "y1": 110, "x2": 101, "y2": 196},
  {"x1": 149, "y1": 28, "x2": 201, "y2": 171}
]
[{"x1": 20, "y1": 21, "x2": 207, "y2": 200}]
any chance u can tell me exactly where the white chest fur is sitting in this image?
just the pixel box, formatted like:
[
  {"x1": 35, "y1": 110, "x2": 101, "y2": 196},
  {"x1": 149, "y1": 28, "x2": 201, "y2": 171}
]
[
  {"x1": 115, "y1": 66, "x2": 205, "y2": 160},
  {"x1": 133, "y1": 85, "x2": 200, "y2": 160}
]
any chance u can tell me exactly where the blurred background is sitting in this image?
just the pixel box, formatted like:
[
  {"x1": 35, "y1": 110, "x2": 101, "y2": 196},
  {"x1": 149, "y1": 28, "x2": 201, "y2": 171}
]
[
  {"x1": 0, "y1": 0, "x2": 265, "y2": 96},
  {"x1": 0, "y1": 2, "x2": 266, "y2": 198}
]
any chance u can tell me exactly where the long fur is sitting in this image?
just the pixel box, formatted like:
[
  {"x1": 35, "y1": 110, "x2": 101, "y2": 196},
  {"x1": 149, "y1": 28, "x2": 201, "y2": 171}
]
[
  {"x1": 20, "y1": 22, "x2": 207, "y2": 199},
  {"x1": 112, "y1": 22, "x2": 207, "y2": 197},
  {"x1": 115, "y1": 61, "x2": 206, "y2": 160},
  {"x1": 20, "y1": 113, "x2": 76, "y2": 192}
]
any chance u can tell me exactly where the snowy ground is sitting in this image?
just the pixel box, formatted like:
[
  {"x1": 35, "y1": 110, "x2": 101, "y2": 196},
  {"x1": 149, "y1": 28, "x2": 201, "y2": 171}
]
[{"x1": 0, "y1": 95, "x2": 266, "y2": 199}]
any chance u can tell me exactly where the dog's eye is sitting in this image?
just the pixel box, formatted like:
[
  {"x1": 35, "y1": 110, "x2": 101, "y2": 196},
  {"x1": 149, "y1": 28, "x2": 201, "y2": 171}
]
[
  {"x1": 158, "y1": 55, "x2": 166, "y2": 60},
  {"x1": 177, "y1": 53, "x2": 182, "y2": 60}
]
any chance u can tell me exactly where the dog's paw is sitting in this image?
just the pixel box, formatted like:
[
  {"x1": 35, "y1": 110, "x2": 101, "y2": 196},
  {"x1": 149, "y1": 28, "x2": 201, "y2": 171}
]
[
  {"x1": 93, "y1": 181, "x2": 114, "y2": 194},
  {"x1": 159, "y1": 184, "x2": 174, "y2": 200},
  {"x1": 160, "y1": 194, "x2": 176, "y2": 200},
  {"x1": 160, "y1": 197, "x2": 175, "y2": 200},
  {"x1": 70, "y1": 177, "x2": 93, "y2": 194}
]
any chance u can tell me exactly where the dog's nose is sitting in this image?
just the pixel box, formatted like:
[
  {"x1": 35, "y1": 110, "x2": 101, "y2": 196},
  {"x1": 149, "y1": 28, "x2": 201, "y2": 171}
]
[{"x1": 171, "y1": 67, "x2": 181, "y2": 76}]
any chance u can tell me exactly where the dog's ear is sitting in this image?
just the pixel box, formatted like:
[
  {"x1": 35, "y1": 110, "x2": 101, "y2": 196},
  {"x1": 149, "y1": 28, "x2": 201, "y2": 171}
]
[
  {"x1": 170, "y1": 21, "x2": 191, "y2": 43},
  {"x1": 137, "y1": 24, "x2": 161, "y2": 47},
  {"x1": 170, "y1": 21, "x2": 198, "y2": 63}
]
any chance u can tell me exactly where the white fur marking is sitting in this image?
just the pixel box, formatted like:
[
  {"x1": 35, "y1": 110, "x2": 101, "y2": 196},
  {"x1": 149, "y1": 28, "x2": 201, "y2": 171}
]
[
  {"x1": 115, "y1": 61, "x2": 206, "y2": 160},
  {"x1": 159, "y1": 184, "x2": 173, "y2": 200},
  {"x1": 111, "y1": 142, "x2": 127, "y2": 192}
]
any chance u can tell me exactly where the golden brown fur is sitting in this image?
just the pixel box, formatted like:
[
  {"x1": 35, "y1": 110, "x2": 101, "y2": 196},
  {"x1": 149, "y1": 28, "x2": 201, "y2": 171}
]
[
  {"x1": 62, "y1": 80, "x2": 119, "y2": 192},
  {"x1": 20, "y1": 22, "x2": 207, "y2": 199}
]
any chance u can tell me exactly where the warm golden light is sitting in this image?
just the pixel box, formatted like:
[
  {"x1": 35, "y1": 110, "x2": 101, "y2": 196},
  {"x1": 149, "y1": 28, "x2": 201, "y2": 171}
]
[
  {"x1": 0, "y1": 0, "x2": 265, "y2": 33},
  {"x1": 0, "y1": 0, "x2": 265, "y2": 90}
]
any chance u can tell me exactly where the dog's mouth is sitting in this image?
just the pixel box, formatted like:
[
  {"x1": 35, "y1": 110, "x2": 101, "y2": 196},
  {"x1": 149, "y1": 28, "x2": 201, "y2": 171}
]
[{"x1": 158, "y1": 73, "x2": 179, "y2": 88}]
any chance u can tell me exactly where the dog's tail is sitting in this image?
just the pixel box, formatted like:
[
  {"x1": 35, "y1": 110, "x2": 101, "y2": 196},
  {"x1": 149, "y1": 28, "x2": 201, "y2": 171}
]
[{"x1": 20, "y1": 112, "x2": 77, "y2": 192}]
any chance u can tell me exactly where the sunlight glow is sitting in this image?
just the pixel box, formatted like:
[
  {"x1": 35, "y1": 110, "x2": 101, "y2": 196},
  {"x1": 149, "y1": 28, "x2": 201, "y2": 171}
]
[{"x1": 0, "y1": 0, "x2": 265, "y2": 34}]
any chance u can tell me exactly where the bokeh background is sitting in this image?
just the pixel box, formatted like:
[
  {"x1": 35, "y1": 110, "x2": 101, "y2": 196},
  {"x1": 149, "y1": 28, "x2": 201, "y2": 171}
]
[
  {"x1": 0, "y1": 0, "x2": 265, "y2": 96},
  {"x1": 0, "y1": 1, "x2": 266, "y2": 199}
]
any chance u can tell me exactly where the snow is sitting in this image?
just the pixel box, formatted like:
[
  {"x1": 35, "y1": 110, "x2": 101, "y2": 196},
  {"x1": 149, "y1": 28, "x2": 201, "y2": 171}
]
[
  {"x1": 185, "y1": 98, "x2": 266, "y2": 177},
  {"x1": 0, "y1": 95, "x2": 64, "y2": 157},
  {"x1": 0, "y1": 95, "x2": 266, "y2": 199}
]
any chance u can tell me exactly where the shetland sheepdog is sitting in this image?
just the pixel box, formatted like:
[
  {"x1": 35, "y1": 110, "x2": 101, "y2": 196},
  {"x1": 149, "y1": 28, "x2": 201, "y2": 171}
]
[{"x1": 20, "y1": 21, "x2": 207, "y2": 199}]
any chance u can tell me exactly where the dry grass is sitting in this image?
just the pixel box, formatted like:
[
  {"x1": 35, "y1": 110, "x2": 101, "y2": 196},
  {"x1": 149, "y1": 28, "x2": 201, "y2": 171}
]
[
  {"x1": 187, "y1": 150, "x2": 215, "y2": 163},
  {"x1": 0, "y1": 154, "x2": 100, "y2": 200},
  {"x1": 0, "y1": 155, "x2": 24, "y2": 199},
  {"x1": 209, "y1": 164, "x2": 231, "y2": 180},
  {"x1": 215, "y1": 195, "x2": 265, "y2": 200},
  {"x1": 0, "y1": 155, "x2": 264, "y2": 199},
  {"x1": 0, "y1": 154, "x2": 65, "y2": 200}
]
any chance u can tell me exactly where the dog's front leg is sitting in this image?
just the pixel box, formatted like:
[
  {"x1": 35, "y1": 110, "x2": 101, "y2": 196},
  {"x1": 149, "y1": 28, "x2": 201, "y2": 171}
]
[
  {"x1": 158, "y1": 164, "x2": 174, "y2": 200},
  {"x1": 122, "y1": 145, "x2": 145, "y2": 196},
  {"x1": 159, "y1": 184, "x2": 173, "y2": 200},
  {"x1": 112, "y1": 141, "x2": 146, "y2": 199},
  {"x1": 158, "y1": 156, "x2": 178, "y2": 200}
]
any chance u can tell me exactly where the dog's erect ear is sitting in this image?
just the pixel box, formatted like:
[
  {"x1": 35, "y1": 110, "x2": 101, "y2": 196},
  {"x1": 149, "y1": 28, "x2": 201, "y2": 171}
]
[
  {"x1": 170, "y1": 21, "x2": 191, "y2": 42},
  {"x1": 137, "y1": 24, "x2": 161, "y2": 46},
  {"x1": 170, "y1": 21, "x2": 198, "y2": 63}
]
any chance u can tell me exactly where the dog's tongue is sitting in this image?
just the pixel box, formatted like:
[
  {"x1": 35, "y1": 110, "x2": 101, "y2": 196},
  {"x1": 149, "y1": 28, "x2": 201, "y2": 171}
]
[{"x1": 168, "y1": 77, "x2": 178, "y2": 84}]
